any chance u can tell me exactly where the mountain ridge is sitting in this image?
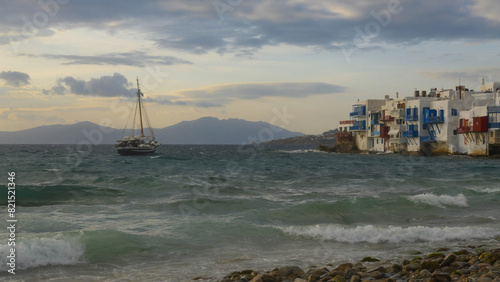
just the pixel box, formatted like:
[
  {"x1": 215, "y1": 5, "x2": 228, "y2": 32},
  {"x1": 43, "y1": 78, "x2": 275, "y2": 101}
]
[{"x1": 0, "y1": 117, "x2": 303, "y2": 144}]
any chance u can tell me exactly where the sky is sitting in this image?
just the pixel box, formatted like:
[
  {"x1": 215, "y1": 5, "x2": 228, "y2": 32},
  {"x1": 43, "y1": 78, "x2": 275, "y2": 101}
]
[{"x1": 1, "y1": 0, "x2": 500, "y2": 134}]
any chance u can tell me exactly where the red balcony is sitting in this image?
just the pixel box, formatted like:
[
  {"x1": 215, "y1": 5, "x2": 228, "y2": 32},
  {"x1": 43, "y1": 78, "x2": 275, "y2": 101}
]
[
  {"x1": 339, "y1": 120, "x2": 354, "y2": 125},
  {"x1": 457, "y1": 126, "x2": 472, "y2": 134},
  {"x1": 379, "y1": 115, "x2": 395, "y2": 122},
  {"x1": 472, "y1": 116, "x2": 488, "y2": 132}
]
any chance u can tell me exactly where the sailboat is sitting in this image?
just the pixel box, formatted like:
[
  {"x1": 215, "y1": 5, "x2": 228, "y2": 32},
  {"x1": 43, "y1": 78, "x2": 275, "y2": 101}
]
[{"x1": 115, "y1": 78, "x2": 161, "y2": 155}]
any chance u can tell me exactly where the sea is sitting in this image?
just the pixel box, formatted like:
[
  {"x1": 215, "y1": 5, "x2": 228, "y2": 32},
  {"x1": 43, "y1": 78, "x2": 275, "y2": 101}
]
[{"x1": 0, "y1": 144, "x2": 499, "y2": 281}]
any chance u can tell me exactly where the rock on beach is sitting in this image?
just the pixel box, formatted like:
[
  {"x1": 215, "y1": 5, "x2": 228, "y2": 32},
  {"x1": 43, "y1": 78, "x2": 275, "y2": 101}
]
[{"x1": 217, "y1": 248, "x2": 500, "y2": 282}]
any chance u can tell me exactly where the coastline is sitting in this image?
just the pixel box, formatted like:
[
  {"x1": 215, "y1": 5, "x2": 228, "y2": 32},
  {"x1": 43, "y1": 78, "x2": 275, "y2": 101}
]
[{"x1": 213, "y1": 247, "x2": 500, "y2": 282}]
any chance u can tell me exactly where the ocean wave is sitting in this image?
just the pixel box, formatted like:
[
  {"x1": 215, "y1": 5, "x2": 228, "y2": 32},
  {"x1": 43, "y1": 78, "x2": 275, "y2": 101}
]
[
  {"x1": 408, "y1": 193, "x2": 468, "y2": 208},
  {"x1": 280, "y1": 224, "x2": 499, "y2": 243},
  {"x1": 277, "y1": 149, "x2": 324, "y2": 154},
  {"x1": 3, "y1": 184, "x2": 126, "y2": 206},
  {"x1": 466, "y1": 187, "x2": 500, "y2": 194},
  {"x1": 0, "y1": 237, "x2": 84, "y2": 271}
]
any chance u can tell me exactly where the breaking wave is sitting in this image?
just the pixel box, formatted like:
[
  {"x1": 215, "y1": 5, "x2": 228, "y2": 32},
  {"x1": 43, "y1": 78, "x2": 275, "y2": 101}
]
[
  {"x1": 0, "y1": 237, "x2": 84, "y2": 271},
  {"x1": 408, "y1": 193, "x2": 468, "y2": 208},
  {"x1": 280, "y1": 224, "x2": 499, "y2": 244}
]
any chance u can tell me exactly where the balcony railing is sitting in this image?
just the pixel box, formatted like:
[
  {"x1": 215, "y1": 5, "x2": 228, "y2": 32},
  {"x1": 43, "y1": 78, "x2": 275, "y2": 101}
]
[
  {"x1": 350, "y1": 106, "x2": 366, "y2": 117},
  {"x1": 489, "y1": 122, "x2": 500, "y2": 129},
  {"x1": 404, "y1": 114, "x2": 418, "y2": 121},
  {"x1": 379, "y1": 115, "x2": 395, "y2": 122},
  {"x1": 402, "y1": 130, "x2": 418, "y2": 138},
  {"x1": 457, "y1": 126, "x2": 472, "y2": 134},
  {"x1": 424, "y1": 116, "x2": 444, "y2": 123},
  {"x1": 390, "y1": 108, "x2": 405, "y2": 117}
]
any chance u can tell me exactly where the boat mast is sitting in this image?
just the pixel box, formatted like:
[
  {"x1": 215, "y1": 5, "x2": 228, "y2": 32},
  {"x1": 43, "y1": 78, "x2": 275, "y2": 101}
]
[{"x1": 137, "y1": 77, "x2": 145, "y2": 137}]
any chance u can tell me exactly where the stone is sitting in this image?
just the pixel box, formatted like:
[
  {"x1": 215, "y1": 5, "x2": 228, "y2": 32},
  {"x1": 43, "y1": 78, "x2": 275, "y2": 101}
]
[
  {"x1": 388, "y1": 263, "x2": 402, "y2": 272},
  {"x1": 421, "y1": 260, "x2": 441, "y2": 272},
  {"x1": 429, "y1": 273, "x2": 451, "y2": 282},
  {"x1": 427, "y1": 253, "x2": 445, "y2": 259},
  {"x1": 294, "y1": 279, "x2": 308, "y2": 282},
  {"x1": 250, "y1": 275, "x2": 264, "y2": 282},
  {"x1": 369, "y1": 266, "x2": 386, "y2": 273},
  {"x1": 403, "y1": 262, "x2": 421, "y2": 272},
  {"x1": 331, "y1": 275, "x2": 346, "y2": 282},
  {"x1": 282, "y1": 266, "x2": 305, "y2": 277},
  {"x1": 440, "y1": 267, "x2": 455, "y2": 274},
  {"x1": 477, "y1": 277, "x2": 493, "y2": 282},
  {"x1": 307, "y1": 274, "x2": 320, "y2": 282},
  {"x1": 343, "y1": 268, "x2": 356, "y2": 281},
  {"x1": 307, "y1": 268, "x2": 329, "y2": 278},
  {"x1": 420, "y1": 269, "x2": 432, "y2": 277},
  {"x1": 359, "y1": 271, "x2": 384, "y2": 279},
  {"x1": 333, "y1": 263, "x2": 353, "y2": 273},
  {"x1": 349, "y1": 275, "x2": 360, "y2": 282},
  {"x1": 440, "y1": 253, "x2": 457, "y2": 267},
  {"x1": 361, "y1": 256, "x2": 380, "y2": 262},
  {"x1": 453, "y1": 249, "x2": 469, "y2": 256}
]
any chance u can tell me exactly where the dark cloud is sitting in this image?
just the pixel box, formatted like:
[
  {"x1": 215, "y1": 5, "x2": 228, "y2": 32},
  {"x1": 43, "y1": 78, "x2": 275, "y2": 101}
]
[
  {"x1": 22, "y1": 51, "x2": 192, "y2": 67},
  {"x1": 44, "y1": 73, "x2": 136, "y2": 97},
  {"x1": 0, "y1": 71, "x2": 31, "y2": 87},
  {"x1": 3, "y1": 1, "x2": 500, "y2": 57}
]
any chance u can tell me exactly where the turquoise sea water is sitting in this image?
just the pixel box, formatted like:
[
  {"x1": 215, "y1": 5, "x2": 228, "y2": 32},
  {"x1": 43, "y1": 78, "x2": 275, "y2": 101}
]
[{"x1": 0, "y1": 144, "x2": 499, "y2": 281}]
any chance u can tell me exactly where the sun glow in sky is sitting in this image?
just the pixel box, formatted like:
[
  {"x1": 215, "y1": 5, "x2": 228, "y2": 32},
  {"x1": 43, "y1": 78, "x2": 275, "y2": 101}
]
[{"x1": 1, "y1": 0, "x2": 500, "y2": 134}]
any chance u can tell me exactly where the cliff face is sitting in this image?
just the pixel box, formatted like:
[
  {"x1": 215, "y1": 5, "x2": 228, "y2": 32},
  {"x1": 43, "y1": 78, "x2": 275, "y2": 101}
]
[
  {"x1": 318, "y1": 138, "x2": 359, "y2": 153},
  {"x1": 317, "y1": 131, "x2": 359, "y2": 153},
  {"x1": 261, "y1": 130, "x2": 336, "y2": 147}
]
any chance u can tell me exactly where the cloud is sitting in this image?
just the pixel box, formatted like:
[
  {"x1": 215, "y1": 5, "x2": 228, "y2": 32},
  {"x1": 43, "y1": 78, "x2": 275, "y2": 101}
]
[
  {"x1": 150, "y1": 82, "x2": 344, "y2": 107},
  {"x1": 0, "y1": 71, "x2": 31, "y2": 87},
  {"x1": 0, "y1": 109, "x2": 64, "y2": 122},
  {"x1": 180, "y1": 82, "x2": 345, "y2": 99},
  {"x1": 21, "y1": 51, "x2": 192, "y2": 67},
  {"x1": 4, "y1": 1, "x2": 500, "y2": 57},
  {"x1": 44, "y1": 73, "x2": 136, "y2": 97},
  {"x1": 142, "y1": 82, "x2": 345, "y2": 108},
  {"x1": 415, "y1": 67, "x2": 500, "y2": 82}
]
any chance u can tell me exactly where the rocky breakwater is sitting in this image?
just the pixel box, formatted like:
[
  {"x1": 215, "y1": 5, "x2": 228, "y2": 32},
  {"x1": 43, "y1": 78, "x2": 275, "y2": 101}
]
[{"x1": 216, "y1": 248, "x2": 500, "y2": 282}]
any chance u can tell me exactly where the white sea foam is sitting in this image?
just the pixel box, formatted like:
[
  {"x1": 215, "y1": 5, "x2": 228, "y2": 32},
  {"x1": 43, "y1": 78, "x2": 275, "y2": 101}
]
[
  {"x1": 0, "y1": 237, "x2": 84, "y2": 271},
  {"x1": 408, "y1": 193, "x2": 468, "y2": 208},
  {"x1": 278, "y1": 149, "x2": 321, "y2": 154},
  {"x1": 466, "y1": 186, "x2": 500, "y2": 194},
  {"x1": 280, "y1": 224, "x2": 498, "y2": 244}
]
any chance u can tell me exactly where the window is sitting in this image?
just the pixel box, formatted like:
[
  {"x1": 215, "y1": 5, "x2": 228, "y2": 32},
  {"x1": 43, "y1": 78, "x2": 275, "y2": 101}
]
[{"x1": 451, "y1": 109, "x2": 458, "y2": 116}]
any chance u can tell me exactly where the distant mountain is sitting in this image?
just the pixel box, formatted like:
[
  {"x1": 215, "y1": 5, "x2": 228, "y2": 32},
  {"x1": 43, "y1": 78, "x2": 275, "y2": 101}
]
[{"x1": 0, "y1": 117, "x2": 303, "y2": 144}]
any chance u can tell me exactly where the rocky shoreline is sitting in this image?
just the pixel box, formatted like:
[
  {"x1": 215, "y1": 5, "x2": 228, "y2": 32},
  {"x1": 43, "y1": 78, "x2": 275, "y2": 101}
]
[{"x1": 210, "y1": 247, "x2": 500, "y2": 282}]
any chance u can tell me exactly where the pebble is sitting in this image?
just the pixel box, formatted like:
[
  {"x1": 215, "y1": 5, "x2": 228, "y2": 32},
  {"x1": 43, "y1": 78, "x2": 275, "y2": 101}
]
[{"x1": 217, "y1": 248, "x2": 500, "y2": 282}]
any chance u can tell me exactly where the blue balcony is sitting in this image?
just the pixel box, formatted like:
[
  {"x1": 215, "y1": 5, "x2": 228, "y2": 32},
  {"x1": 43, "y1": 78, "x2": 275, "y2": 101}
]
[
  {"x1": 350, "y1": 105, "x2": 366, "y2": 117},
  {"x1": 402, "y1": 130, "x2": 418, "y2": 138},
  {"x1": 489, "y1": 122, "x2": 500, "y2": 129},
  {"x1": 423, "y1": 108, "x2": 444, "y2": 124},
  {"x1": 371, "y1": 130, "x2": 381, "y2": 137},
  {"x1": 425, "y1": 116, "x2": 444, "y2": 123},
  {"x1": 404, "y1": 108, "x2": 419, "y2": 121},
  {"x1": 349, "y1": 120, "x2": 366, "y2": 131}
]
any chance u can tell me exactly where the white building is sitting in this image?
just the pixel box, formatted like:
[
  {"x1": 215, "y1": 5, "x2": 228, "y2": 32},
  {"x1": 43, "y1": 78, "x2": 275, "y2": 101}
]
[{"x1": 346, "y1": 81, "x2": 500, "y2": 156}]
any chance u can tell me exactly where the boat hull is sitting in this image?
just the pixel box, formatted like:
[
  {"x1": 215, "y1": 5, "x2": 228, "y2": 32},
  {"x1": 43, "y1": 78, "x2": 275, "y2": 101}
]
[{"x1": 115, "y1": 147, "x2": 157, "y2": 156}]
